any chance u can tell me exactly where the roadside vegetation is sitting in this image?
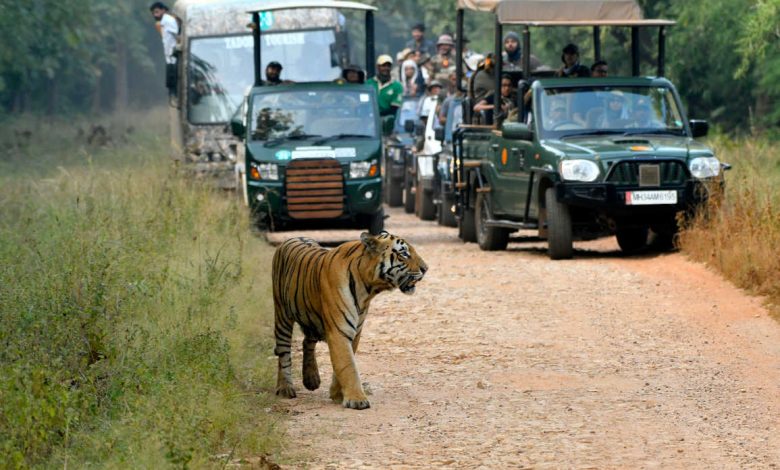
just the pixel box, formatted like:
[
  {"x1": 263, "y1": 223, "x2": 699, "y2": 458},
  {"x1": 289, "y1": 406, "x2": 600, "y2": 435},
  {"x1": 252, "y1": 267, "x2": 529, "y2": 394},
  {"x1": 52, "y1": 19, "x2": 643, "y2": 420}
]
[
  {"x1": 679, "y1": 134, "x2": 780, "y2": 317},
  {"x1": 0, "y1": 110, "x2": 284, "y2": 468}
]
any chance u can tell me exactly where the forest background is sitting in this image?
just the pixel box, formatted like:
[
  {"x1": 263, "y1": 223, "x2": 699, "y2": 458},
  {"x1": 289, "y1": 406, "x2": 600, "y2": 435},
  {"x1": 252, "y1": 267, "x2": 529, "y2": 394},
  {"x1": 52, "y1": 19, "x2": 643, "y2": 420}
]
[{"x1": 0, "y1": 0, "x2": 778, "y2": 132}]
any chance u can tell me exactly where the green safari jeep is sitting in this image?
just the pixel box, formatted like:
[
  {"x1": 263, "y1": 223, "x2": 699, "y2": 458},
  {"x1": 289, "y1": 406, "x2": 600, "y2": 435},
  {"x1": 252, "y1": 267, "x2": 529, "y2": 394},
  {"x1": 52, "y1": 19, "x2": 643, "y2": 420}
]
[
  {"x1": 456, "y1": 77, "x2": 724, "y2": 258},
  {"x1": 234, "y1": 82, "x2": 384, "y2": 233}
]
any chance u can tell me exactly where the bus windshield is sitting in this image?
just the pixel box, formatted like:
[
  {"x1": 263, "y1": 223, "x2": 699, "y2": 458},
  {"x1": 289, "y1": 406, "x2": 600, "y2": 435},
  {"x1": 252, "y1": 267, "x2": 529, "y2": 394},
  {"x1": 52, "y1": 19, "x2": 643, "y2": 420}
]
[
  {"x1": 188, "y1": 29, "x2": 341, "y2": 124},
  {"x1": 250, "y1": 89, "x2": 377, "y2": 141},
  {"x1": 537, "y1": 86, "x2": 686, "y2": 139}
]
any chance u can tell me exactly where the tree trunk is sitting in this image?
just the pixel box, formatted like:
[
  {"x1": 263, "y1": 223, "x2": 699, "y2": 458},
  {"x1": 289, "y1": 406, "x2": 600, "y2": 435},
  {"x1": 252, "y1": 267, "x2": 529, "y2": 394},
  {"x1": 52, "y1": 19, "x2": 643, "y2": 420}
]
[
  {"x1": 46, "y1": 77, "x2": 59, "y2": 116},
  {"x1": 114, "y1": 40, "x2": 128, "y2": 113}
]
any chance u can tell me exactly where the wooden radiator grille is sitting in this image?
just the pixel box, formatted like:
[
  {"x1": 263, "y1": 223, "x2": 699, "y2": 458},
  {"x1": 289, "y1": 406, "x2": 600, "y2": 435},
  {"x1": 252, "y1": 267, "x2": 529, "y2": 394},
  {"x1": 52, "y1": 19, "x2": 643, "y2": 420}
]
[{"x1": 285, "y1": 159, "x2": 344, "y2": 219}]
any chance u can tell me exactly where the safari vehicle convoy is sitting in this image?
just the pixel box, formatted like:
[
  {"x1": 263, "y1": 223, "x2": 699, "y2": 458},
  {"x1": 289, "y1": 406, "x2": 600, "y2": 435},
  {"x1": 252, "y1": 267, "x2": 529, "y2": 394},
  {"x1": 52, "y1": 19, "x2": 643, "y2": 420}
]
[
  {"x1": 450, "y1": 0, "x2": 726, "y2": 259},
  {"x1": 230, "y1": 1, "x2": 386, "y2": 233},
  {"x1": 170, "y1": 0, "x2": 355, "y2": 189}
]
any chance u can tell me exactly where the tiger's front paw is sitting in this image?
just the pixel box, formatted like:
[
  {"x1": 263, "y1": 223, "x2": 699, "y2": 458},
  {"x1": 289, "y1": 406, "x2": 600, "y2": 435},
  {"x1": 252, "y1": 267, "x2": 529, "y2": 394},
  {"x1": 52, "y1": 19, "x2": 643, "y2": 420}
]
[
  {"x1": 303, "y1": 368, "x2": 321, "y2": 391},
  {"x1": 276, "y1": 384, "x2": 297, "y2": 399},
  {"x1": 342, "y1": 393, "x2": 370, "y2": 410}
]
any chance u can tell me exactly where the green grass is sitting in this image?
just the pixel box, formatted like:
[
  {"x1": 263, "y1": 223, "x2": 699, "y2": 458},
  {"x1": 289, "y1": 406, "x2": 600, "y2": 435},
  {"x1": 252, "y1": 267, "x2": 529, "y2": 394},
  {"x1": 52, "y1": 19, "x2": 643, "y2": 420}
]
[
  {"x1": 0, "y1": 110, "x2": 284, "y2": 468},
  {"x1": 679, "y1": 133, "x2": 780, "y2": 317}
]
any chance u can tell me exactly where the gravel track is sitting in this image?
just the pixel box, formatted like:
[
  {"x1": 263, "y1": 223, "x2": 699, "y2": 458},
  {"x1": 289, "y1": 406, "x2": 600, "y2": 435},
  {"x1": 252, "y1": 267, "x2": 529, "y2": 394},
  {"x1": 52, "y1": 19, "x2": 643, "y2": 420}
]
[{"x1": 265, "y1": 206, "x2": 780, "y2": 469}]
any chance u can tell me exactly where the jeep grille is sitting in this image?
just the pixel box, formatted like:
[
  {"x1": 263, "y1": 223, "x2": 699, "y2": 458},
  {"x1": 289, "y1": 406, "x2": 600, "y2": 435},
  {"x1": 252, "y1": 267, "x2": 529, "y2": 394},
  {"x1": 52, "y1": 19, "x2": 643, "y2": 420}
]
[
  {"x1": 605, "y1": 160, "x2": 689, "y2": 186},
  {"x1": 285, "y1": 159, "x2": 344, "y2": 219}
]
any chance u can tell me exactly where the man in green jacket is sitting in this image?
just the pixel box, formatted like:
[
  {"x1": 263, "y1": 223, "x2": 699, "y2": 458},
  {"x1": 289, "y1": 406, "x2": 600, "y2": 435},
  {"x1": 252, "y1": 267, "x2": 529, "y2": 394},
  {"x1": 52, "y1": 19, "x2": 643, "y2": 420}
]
[{"x1": 367, "y1": 55, "x2": 403, "y2": 118}]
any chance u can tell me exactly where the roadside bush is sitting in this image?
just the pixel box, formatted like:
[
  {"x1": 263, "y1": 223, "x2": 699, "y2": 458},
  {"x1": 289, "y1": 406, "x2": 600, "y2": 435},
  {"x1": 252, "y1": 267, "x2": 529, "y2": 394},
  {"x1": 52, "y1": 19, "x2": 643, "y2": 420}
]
[
  {"x1": 679, "y1": 134, "x2": 780, "y2": 316},
  {"x1": 0, "y1": 111, "x2": 281, "y2": 468}
]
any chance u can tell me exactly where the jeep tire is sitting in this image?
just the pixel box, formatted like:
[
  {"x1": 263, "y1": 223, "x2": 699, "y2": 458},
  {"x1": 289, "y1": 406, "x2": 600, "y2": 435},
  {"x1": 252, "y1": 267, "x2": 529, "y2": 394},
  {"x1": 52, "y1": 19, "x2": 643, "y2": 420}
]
[
  {"x1": 386, "y1": 176, "x2": 403, "y2": 207},
  {"x1": 403, "y1": 170, "x2": 415, "y2": 213},
  {"x1": 438, "y1": 193, "x2": 457, "y2": 227},
  {"x1": 475, "y1": 193, "x2": 509, "y2": 251},
  {"x1": 416, "y1": 184, "x2": 436, "y2": 221},
  {"x1": 545, "y1": 187, "x2": 573, "y2": 259}
]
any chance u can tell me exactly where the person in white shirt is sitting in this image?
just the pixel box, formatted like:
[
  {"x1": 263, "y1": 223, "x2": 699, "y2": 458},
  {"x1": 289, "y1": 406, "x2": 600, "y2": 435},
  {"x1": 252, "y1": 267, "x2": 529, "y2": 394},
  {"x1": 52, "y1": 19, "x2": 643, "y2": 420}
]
[{"x1": 149, "y1": 2, "x2": 179, "y2": 93}]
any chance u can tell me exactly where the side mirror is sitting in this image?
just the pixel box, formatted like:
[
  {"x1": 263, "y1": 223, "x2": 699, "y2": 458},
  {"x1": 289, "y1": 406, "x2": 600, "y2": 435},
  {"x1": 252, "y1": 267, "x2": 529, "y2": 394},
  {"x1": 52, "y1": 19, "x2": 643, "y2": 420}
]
[
  {"x1": 230, "y1": 117, "x2": 246, "y2": 138},
  {"x1": 414, "y1": 122, "x2": 425, "y2": 137},
  {"x1": 434, "y1": 127, "x2": 445, "y2": 142},
  {"x1": 501, "y1": 122, "x2": 533, "y2": 141},
  {"x1": 689, "y1": 119, "x2": 709, "y2": 138},
  {"x1": 404, "y1": 119, "x2": 415, "y2": 133}
]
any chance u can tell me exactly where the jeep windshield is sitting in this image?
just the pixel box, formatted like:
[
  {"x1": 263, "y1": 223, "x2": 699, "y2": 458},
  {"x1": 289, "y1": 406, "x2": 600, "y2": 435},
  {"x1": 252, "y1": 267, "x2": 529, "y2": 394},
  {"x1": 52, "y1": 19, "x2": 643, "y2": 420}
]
[
  {"x1": 537, "y1": 86, "x2": 686, "y2": 140},
  {"x1": 250, "y1": 89, "x2": 377, "y2": 142},
  {"x1": 188, "y1": 29, "x2": 341, "y2": 124}
]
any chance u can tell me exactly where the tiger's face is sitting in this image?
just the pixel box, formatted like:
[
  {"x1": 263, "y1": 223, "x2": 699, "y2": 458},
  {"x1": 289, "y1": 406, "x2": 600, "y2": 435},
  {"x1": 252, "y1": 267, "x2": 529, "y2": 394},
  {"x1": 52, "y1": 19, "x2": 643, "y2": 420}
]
[{"x1": 361, "y1": 231, "x2": 427, "y2": 295}]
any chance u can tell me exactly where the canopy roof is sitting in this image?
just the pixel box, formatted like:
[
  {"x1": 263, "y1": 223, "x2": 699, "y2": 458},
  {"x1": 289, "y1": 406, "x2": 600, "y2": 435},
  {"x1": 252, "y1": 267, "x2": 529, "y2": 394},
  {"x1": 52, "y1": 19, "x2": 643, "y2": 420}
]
[
  {"x1": 456, "y1": 0, "x2": 674, "y2": 26},
  {"x1": 246, "y1": 0, "x2": 376, "y2": 13}
]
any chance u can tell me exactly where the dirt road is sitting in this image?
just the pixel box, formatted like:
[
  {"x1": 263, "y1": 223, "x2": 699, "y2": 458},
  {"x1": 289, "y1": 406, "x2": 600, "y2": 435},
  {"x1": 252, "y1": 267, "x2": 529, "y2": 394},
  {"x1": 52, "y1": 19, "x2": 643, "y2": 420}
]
[{"x1": 266, "y1": 207, "x2": 780, "y2": 469}]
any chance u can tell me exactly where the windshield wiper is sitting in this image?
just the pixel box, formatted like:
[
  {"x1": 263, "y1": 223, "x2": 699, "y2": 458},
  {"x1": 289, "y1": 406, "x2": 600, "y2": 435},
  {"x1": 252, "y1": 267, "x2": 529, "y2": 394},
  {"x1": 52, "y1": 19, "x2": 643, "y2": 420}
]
[
  {"x1": 263, "y1": 133, "x2": 322, "y2": 148},
  {"x1": 621, "y1": 129, "x2": 683, "y2": 136},
  {"x1": 560, "y1": 130, "x2": 625, "y2": 139},
  {"x1": 313, "y1": 133, "x2": 373, "y2": 145}
]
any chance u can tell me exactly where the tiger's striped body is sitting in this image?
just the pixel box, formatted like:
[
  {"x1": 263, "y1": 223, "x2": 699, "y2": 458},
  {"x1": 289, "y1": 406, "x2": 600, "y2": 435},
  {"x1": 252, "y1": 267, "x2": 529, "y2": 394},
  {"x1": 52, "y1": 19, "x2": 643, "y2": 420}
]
[{"x1": 272, "y1": 231, "x2": 427, "y2": 409}]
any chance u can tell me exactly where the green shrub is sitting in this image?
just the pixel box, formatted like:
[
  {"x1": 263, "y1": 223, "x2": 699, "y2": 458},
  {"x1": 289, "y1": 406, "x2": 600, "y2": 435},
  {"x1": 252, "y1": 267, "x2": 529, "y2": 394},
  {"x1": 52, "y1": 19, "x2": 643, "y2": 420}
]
[{"x1": 0, "y1": 111, "x2": 282, "y2": 468}]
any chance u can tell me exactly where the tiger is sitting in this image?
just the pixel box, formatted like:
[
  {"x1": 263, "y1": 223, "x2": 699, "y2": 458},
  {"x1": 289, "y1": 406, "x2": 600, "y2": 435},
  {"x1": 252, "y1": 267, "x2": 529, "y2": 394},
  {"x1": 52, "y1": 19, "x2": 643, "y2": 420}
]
[{"x1": 272, "y1": 231, "x2": 428, "y2": 410}]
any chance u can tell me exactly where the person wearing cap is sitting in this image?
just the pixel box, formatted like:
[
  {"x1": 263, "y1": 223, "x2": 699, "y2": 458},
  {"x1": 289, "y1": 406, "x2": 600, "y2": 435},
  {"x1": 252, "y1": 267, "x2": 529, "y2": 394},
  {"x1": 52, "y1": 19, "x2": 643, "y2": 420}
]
[
  {"x1": 556, "y1": 43, "x2": 590, "y2": 78},
  {"x1": 405, "y1": 23, "x2": 436, "y2": 57},
  {"x1": 431, "y1": 34, "x2": 456, "y2": 85},
  {"x1": 149, "y1": 2, "x2": 180, "y2": 94},
  {"x1": 263, "y1": 61, "x2": 285, "y2": 85},
  {"x1": 502, "y1": 31, "x2": 542, "y2": 73},
  {"x1": 367, "y1": 55, "x2": 403, "y2": 117}
]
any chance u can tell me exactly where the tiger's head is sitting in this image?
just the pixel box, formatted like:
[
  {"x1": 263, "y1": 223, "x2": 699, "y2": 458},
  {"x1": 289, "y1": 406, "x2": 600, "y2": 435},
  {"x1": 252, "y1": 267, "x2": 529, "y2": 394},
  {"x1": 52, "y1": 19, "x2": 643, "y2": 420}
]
[{"x1": 360, "y1": 231, "x2": 427, "y2": 295}]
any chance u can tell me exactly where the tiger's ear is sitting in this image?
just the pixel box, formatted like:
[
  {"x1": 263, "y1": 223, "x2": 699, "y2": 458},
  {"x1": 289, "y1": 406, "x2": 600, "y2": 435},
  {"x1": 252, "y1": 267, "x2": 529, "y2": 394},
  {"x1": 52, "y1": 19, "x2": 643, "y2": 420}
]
[{"x1": 360, "y1": 232, "x2": 382, "y2": 253}]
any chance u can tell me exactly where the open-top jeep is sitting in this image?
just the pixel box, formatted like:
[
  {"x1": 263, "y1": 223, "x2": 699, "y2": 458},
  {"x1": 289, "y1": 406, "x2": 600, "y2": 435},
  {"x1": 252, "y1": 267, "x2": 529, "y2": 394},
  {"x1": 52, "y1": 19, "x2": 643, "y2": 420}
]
[
  {"x1": 232, "y1": 1, "x2": 385, "y2": 233},
  {"x1": 452, "y1": 0, "x2": 725, "y2": 259}
]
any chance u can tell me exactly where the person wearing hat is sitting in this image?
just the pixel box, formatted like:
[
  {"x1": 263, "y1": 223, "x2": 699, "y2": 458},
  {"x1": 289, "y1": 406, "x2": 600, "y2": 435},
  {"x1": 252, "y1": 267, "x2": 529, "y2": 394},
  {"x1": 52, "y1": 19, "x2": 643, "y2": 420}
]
[
  {"x1": 605, "y1": 91, "x2": 629, "y2": 126},
  {"x1": 502, "y1": 31, "x2": 542, "y2": 73},
  {"x1": 556, "y1": 43, "x2": 590, "y2": 78},
  {"x1": 367, "y1": 55, "x2": 404, "y2": 117},
  {"x1": 336, "y1": 64, "x2": 365, "y2": 84},
  {"x1": 431, "y1": 34, "x2": 456, "y2": 85},
  {"x1": 405, "y1": 23, "x2": 436, "y2": 57}
]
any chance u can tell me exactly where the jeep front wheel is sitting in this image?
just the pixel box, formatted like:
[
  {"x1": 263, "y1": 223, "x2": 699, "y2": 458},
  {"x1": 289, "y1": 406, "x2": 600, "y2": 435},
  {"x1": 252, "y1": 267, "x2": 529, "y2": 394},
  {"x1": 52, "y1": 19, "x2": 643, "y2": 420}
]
[
  {"x1": 545, "y1": 187, "x2": 573, "y2": 259},
  {"x1": 475, "y1": 193, "x2": 509, "y2": 251}
]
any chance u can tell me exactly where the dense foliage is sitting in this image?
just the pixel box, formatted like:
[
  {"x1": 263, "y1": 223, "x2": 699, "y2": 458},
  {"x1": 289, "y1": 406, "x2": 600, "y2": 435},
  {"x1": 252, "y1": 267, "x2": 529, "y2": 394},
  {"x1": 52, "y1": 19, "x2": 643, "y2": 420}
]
[{"x1": 1, "y1": 0, "x2": 777, "y2": 130}]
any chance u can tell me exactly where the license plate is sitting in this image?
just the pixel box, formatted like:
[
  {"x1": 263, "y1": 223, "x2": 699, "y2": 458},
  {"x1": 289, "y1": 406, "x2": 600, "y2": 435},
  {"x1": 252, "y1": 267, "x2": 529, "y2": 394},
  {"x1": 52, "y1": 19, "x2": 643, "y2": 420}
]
[{"x1": 625, "y1": 190, "x2": 677, "y2": 205}]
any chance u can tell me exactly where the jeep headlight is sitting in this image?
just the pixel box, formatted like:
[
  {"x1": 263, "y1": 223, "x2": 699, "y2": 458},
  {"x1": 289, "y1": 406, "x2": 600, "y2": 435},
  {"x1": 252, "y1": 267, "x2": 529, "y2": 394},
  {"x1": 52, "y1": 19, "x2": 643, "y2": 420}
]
[
  {"x1": 249, "y1": 162, "x2": 278, "y2": 180},
  {"x1": 689, "y1": 156, "x2": 720, "y2": 179},
  {"x1": 349, "y1": 160, "x2": 378, "y2": 179},
  {"x1": 560, "y1": 159, "x2": 600, "y2": 182}
]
